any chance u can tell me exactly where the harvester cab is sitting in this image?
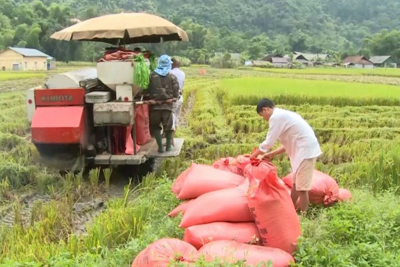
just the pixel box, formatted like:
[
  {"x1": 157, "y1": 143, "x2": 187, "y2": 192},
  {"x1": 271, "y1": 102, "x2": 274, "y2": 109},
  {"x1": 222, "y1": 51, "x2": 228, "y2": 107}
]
[{"x1": 25, "y1": 13, "x2": 189, "y2": 172}]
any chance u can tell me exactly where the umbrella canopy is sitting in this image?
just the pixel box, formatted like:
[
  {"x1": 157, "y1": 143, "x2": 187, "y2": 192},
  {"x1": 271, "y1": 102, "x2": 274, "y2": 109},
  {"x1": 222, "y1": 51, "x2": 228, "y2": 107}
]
[{"x1": 51, "y1": 13, "x2": 189, "y2": 44}]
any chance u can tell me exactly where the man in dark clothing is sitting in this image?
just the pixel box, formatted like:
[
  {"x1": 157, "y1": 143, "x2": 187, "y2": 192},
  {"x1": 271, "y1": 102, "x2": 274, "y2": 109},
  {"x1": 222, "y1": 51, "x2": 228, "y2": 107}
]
[{"x1": 147, "y1": 55, "x2": 179, "y2": 153}]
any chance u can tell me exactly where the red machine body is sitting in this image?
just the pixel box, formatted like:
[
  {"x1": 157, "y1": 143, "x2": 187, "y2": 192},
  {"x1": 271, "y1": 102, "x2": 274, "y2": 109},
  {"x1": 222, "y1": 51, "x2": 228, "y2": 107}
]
[
  {"x1": 34, "y1": 88, "x2": 85, "y2": 106},
  {"x1": 30, "y1": 88, "x2": 85, "y2": 145}
]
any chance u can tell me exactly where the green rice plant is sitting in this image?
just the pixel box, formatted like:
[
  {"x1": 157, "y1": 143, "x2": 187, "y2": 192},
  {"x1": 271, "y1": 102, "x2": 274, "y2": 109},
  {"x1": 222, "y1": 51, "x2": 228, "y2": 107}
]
[
  {"x1": 252, "y1": 66, "x2": 400, "y2": 77},
  {"x1": 8, "y1": 144, "x2": 40, "y2": 166},
  {"x1": 36, "y1": 172, "x2": 56, "y2": 193},
  {"x1": 47, "y1": 184, "x2": 57, "y2": 199},
  {"x1": 122, "y1": 179, "x2": 132, "y2": 208},
  {"x1": 0, "y1": 122, "x2": 29, "y2": 136},
  {"x1": 73, "y1": 172, "x2": 83, "y2": 197},
  {"x1": 102, "y1": 168, "x2": 113, "y2": 192},
  {"x1": 295, "y1": 190, "x2": 400, "y2": 266},
  {"x1": 0, "y1": 161, "x2": 34, "y2": 188},
  {"x1": 315, "y1": 128, "x2": 400, "y2": 145},
  {"x1": 89, "y1": 168, "x2": 100, "y2": 195},
  {"x1": 222, "y1": 77, "x2": 400, "y2": 107},
  {"x1": 30, "y1": 200, "x2": 43, "y2": 226},
  {"x1": 83, "y1": 197, "x2": 151, "y2": 250},
  {"x1": 226, "y1": 104, "x2": 400, "y2": 118},
  {"x1": 0, "y1": 177, "x2": 12, "y2": 200},
  {"x1": 13, "y1": 200, "x2": 23, "y2": 228},
  {"x1": 62, "y1": 172, "x2": 75, "y2": 196},
  {"x1": 0, "y1": 72, "x2": 46, "y2": 81},
  {"x1": 32, "y1": 198, "x2": 73, "y2": 242},
  {"x1": 365, "y1": 148, "x2": 400, "y2": 195},
  {"x1": 188, "y1": 83, "x2": 229, "y2": 140},
  {"x1": 0, "y1": 134, "x2": 25, "y2": 151},
  {"x1": 0, "y1": 101, "x2": 24, "y2": 111}
]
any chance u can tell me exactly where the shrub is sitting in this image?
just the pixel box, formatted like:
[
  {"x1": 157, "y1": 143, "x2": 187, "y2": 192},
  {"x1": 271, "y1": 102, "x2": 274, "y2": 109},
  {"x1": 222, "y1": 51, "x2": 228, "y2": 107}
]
[
  {"x1": 210, "y1": 53, "x2": 240, "y2": 69},
  {"x1": 172, "y1": 56, "x2": 191, "y2": 67}
]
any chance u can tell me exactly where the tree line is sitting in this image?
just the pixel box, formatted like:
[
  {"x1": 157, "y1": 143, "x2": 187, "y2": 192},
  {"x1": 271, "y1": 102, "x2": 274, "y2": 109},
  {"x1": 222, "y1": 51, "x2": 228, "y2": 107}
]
[{"x1": 1, "y1": 0, "x2": 400, "y2": 63}]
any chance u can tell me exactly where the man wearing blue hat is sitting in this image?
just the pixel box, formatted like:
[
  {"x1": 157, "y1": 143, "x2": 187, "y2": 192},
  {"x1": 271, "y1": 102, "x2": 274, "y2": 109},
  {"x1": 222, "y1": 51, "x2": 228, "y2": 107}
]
[{"x1": 147, "y1": 55, "x2": 180, "y2": 153}]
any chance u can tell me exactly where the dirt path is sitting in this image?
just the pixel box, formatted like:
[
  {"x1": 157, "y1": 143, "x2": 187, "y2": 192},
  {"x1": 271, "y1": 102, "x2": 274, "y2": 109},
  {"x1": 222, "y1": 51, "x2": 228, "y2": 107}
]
[{"x1": 178, "y1": 90, "x2": 196, "y2": 129}]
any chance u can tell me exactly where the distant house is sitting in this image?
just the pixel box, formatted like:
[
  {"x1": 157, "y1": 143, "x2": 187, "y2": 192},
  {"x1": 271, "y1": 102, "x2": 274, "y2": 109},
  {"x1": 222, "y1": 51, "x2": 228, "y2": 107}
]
[
  {"x1": 324, "y1": 62, "x2": 341, "y2": 67},
  {"x1": 270, "y1": 57, "x2": 289, "y2": 67},
  {"x1": 261, "y1": 54, "x2": 288, "y2": 67},
  {"x1": 0, "y1": 47, "x2": 55, "y2": 71},
  {"x1": 293, "y1": 54, "x2": 309, "y2": 66},
  {"x1": 294, "y1": 52, "x2": 328, "y2": 62},
  {"x1": 261, "y1": 54, "x2": 282, "y2": 61},
  {"x1": 369, "y1": 56, "x2": 397, "y2": 68},
  {"x1": 251, "y1": 60, "x2": 272, "y2": 67},
  {"x1": 342, "y1": 56, "x2": 373, "y2": 69}
]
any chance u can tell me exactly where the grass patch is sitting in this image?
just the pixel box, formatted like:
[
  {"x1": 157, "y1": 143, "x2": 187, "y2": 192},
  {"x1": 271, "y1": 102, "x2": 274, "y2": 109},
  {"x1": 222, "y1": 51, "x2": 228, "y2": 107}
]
[
  {"x1": 296, "y1": 190, "x2": 400, "y2": 267},
  {"x1": 0, "y1": 72, "x2": 46, "y2": 81}
]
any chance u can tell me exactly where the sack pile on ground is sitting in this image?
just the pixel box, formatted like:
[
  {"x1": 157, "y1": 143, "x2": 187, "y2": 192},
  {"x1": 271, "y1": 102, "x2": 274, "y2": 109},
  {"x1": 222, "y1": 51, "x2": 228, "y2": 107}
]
[{"x1": 132, "y1": 153, "x2": 352, "y2": 266}]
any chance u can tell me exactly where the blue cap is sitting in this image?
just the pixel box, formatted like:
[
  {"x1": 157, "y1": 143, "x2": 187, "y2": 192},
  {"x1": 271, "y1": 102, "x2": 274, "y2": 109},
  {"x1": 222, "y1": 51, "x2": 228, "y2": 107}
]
[{"x1": 154, "y1": 54, "x2": 172, "y2": 76}]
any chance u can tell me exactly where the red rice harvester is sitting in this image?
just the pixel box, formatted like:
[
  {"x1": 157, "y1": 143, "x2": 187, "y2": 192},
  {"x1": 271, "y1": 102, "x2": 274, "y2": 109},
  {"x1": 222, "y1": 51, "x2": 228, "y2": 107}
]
[
  {"x1": 25, "y1": 12, "x2": 188, "y2": 173},
  {"x1": 25, "y1": 63, "x2": 184, "y2": 172}
]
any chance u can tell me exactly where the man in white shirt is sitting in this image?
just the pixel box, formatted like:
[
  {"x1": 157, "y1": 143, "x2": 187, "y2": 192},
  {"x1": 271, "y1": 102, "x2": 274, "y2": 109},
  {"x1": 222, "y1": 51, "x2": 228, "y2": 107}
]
[
  {"x1": 169, "y1": 58, "x2": 186, "y2": 145},
  {"x1": 250, "y1": 98, "x2": 322, "y2": 213}
]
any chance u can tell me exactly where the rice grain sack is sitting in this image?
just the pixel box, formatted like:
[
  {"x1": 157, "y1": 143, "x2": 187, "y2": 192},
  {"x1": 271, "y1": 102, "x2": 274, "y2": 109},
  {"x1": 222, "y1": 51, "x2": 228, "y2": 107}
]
[
  {"x1": 282, "y1": 169, "x2": 340, "y2": 206},
  {"x1": 338, "y1": 188, "x2": 352, "y2": 202},
  {"x1": 173, "y1": 163, "x2": 245, "y2": 200},
  {"x1": 246, "y1": 159, "x2": 301, "y2": 254},
  {"x1": 212, "y1": 157, "x2": 240, "y2": 175},
  {"x1": 131, "y1": 238, "x2": 198, "y2": 267},
  {"x1": 235, "y1": 154, "x2": 252, "y2": 176},
  {"x1": 180, "y1": 179, "x2": 253, "y2": 228},
  {"x1": 183, "y1": 222, "x2": 260, "y2": 249},
  {"x1": 199, "y1": 240, "x2": 295, "y2": 267},
  {"x1": 168, "y1": 200, "x2": 195, "y2": 218}
]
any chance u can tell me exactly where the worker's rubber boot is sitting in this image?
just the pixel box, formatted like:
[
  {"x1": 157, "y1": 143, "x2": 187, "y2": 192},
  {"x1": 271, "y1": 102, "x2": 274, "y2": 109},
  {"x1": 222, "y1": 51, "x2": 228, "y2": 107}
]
[
  {"x1": 154, "y1": 129, "x2": 164, "y2": 153},
  {"x1": 166, "y1": 131, "x2": 173, "y2": 152}
]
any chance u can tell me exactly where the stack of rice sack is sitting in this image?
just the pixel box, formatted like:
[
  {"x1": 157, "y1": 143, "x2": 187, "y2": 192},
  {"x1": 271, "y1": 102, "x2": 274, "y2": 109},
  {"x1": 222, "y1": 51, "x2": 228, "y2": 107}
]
[
  {"x1": 132, "y1": 153, "x2": 352, "y2": 267},
  {"x1": 168, "y1": 156, "x2": 300, "y2": 266}
]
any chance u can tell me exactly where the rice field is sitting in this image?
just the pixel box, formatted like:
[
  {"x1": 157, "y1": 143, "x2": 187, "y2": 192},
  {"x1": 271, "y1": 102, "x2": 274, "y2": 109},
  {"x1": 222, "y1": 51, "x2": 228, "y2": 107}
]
[
  {"x1": 0, "y1": 72, "x2": 46, "y2": 81},
  {"x1": 0, "y1": 66, "x2": 399, "y2": 266},
  {"x1": 222, "y1": 77, "x2": 400, "y2": 106},
  {"x1": 254, "y1": 66, "x2": 400, "y2": 77}
]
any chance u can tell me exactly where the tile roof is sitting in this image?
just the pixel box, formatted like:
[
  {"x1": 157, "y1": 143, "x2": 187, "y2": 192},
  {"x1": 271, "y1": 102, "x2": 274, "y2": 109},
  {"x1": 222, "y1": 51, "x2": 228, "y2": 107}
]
[{"x1": 343, "y1": 56, "x2": 373, "y2": 65}]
